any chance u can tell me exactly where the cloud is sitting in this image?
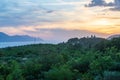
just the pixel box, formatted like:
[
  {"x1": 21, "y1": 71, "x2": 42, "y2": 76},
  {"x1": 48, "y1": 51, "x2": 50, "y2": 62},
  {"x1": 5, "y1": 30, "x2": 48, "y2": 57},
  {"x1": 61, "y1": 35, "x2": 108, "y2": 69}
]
[
  {"x1": 86, "y1": 0, "x2": 120, "y2": 11},
  {"x1": 86, "y1": 0, "x2": 107, "y2": 7},
  {"x1": 0, "y1": 0, "x2": 57, "y2": 27},
  {"x1": 0, "y1": 0, "x2": 119, "y2": 41},
  {"x1": 110, "y1": 0, "x2": 120, "y2": 11},
  {"x1": 0, "y1": 0, "x2": 84, "y2": 27}
]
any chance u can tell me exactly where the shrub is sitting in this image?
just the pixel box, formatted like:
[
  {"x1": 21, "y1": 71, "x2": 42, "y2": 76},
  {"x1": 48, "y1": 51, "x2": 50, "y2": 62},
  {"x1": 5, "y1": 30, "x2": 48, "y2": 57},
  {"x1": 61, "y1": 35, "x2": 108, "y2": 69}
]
[{"x1": 45, "y1": 65, "x2": 74, "y2": 80}]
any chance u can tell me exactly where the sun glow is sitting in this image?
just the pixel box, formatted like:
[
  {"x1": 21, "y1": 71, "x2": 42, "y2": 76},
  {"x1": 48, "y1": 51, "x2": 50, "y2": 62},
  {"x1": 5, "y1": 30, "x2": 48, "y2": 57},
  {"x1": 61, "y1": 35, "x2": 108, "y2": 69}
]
[{"x1": 90, "y1": 19, "x2": 113, "y2": 26}]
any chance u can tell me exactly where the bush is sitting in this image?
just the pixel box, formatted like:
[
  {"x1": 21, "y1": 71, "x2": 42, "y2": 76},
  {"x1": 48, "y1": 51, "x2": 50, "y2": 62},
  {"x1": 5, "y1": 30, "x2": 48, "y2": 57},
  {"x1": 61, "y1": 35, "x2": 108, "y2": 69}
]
[
  {"x1": 6, "y1": 61, "x2": 24, "y2": 80},
  {"x1": 45, "y1": 65, "x2": 74, "y2": 80},
  {"x1": 0, "y1": 75, "x2": 4, "y2": 80},
  {"x1": 90, "y1": 56, "x2": 113, "y2": 75}
]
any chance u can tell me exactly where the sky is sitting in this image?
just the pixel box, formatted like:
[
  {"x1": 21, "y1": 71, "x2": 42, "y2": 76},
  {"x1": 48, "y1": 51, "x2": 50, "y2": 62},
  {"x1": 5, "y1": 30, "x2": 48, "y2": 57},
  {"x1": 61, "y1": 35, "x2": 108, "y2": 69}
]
[{"x1": 0, "y1": 0, "x2": 120, "y2": 42}]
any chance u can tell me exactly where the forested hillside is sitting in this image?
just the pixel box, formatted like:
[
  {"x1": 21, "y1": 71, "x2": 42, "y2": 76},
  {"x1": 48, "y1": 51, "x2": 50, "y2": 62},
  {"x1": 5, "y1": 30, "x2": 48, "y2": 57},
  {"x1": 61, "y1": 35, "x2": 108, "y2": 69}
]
[{"x1": 0, "y1": 36, "x2": 120, "y2": 80}]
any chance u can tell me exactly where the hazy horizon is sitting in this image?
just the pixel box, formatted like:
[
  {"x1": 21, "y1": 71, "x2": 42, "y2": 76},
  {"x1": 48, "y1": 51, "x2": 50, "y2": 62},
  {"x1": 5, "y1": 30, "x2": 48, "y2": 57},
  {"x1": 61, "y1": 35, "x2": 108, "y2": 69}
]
[
  {"x1": 0, "y1": 31, "x2": 118, "y2": 43},
  {"x1": 0, "y1": 0, "x2": 120, "y2": 42}
]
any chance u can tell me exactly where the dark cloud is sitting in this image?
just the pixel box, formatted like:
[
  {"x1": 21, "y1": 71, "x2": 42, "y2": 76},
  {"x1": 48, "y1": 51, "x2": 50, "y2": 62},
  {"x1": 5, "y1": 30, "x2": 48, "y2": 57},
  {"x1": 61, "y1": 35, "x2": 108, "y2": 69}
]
[
  {"x1": 85, "y1": 0, "x2": 107, "y2": 7},
  {"x1": 86, "y1": 0, "x2": 120, "y2": 11},
  {"x1": 110, "y1": 0, "x2": 120, "y2": 11}
]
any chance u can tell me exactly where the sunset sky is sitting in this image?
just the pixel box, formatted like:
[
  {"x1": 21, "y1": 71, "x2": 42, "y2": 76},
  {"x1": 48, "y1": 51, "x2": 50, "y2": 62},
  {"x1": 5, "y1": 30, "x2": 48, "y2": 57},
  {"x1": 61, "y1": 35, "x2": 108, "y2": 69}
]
[{"x1": 0, "y1": 0, "x2": 120, "y2": 42}]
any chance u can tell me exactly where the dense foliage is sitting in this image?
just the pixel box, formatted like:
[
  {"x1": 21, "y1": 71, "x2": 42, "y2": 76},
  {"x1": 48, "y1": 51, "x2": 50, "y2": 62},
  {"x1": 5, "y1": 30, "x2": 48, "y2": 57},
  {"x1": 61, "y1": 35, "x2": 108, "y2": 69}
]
[{"x1": 0, "y1": 36, "x2": 120, "y2": 80}]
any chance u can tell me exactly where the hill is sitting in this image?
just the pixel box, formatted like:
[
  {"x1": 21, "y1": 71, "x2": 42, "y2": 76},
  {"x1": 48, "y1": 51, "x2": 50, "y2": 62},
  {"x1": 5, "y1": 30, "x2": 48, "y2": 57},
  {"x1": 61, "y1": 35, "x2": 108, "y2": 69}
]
[
  {"x1": 0, "y1": 36, "x2": 120, "y2": 80},
  {"x1": 0, "y1": 32, "x2": 43, "y2": 42},
  {"x1": 107, "y1": 34, "x2": 120, "y2": 40},
  {"x1": 66, "y1": 35, "x2": 106, "y2": 49}
]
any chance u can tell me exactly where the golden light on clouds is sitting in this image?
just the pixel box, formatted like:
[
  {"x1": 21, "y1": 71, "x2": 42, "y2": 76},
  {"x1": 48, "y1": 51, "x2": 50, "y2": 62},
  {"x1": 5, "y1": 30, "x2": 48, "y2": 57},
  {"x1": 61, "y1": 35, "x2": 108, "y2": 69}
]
[
  {"x1": 0, "y1": 0, "x2": 120, "y2": 40},
  {"x1": 90, "y1": 19, "x2": 113, "y2": 26}
]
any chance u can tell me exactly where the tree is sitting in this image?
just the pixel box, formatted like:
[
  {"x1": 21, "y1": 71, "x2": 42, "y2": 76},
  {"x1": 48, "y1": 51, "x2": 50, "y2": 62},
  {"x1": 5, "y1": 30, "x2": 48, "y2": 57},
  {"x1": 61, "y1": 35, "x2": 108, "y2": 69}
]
[
  {"x1": 90, "y1": 56, "x2": 113, "y2": 78},
  {"x1": 6, "y1": 61, "x2": 24, "y2": 80},
  {"x1": 45, "y1": 65, "x2": 74, "y2": 80}
]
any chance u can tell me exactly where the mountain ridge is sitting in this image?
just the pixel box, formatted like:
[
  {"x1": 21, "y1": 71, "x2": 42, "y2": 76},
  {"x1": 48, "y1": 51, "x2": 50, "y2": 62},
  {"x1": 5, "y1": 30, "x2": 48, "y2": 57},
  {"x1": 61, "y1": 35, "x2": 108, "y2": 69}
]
[
  {"x1": 0, "y1": 32, "x2": 43, "y2": 42},
  {"x1": 107, "y1": 34, "x2": 120, "y2": 40}
]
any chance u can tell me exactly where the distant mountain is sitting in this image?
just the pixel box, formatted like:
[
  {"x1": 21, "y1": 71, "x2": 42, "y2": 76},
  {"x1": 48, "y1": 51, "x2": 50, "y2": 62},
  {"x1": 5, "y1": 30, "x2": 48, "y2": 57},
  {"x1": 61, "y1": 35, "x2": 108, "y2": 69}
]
[
  {"x1": 0, "y1": 32, "x2": 43, "y2": 42},
  {"x1": 107, "y1": 34, "x2": 120, "y2": 40}
]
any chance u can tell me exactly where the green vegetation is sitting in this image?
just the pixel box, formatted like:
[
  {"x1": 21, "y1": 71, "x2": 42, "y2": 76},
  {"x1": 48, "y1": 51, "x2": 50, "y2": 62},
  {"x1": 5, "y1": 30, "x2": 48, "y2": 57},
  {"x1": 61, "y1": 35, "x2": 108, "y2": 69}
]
[{"x1": 0, "y1": 36, "x2": 120, "y2": 80}]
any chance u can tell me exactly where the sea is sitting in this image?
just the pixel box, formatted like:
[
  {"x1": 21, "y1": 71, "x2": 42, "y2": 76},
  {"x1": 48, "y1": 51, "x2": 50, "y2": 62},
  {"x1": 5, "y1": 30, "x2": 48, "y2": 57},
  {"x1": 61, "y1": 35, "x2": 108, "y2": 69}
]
[{"x1": 0, "y1": 41, "x2": 59, "y2": 48}]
